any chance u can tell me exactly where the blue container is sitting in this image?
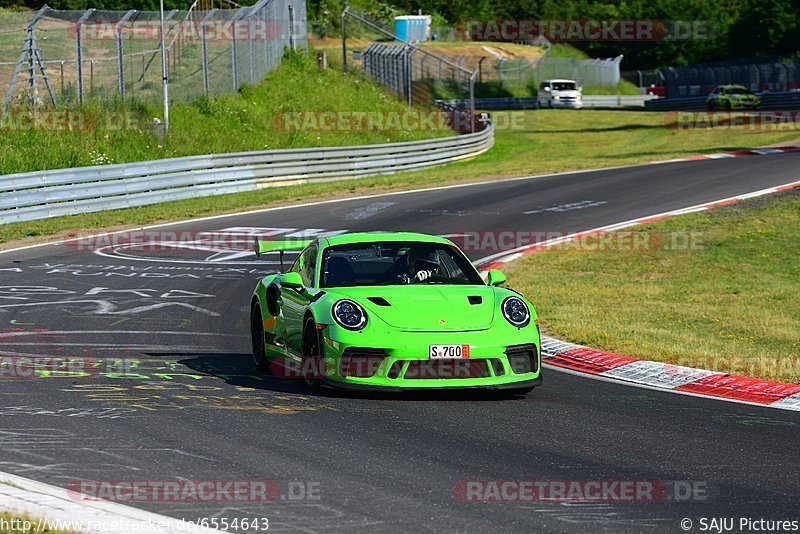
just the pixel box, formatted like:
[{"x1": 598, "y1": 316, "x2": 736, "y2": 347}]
[{"x1": 395, "y1": 16, "x2": 429, "y2": 42}]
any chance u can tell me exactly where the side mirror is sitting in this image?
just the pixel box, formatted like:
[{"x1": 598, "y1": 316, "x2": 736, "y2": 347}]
[
  {"x1": 578, "y1": 86, "x2": 583, "y2": 92},
  {"x1": 281, "y1": 272, "x2": 304, "y2": 289},
  {"x1": 486, "y1": 269, "x2": 506, "y2": 286},
  {"x1": 544, "y1": 86, "x2": 551, "y2": 92}
]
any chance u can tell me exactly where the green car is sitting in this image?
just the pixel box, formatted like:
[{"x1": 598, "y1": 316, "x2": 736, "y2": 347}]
[
  {"x1": 706, "y1": 85, "x2": 761, "y2": 110},
  {"x1": 249, "y1": 232, "x2": 541, "y2": 394}
]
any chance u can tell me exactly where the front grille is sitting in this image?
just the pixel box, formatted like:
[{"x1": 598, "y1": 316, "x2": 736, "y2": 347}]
[
  {"x1": 403, "y1": 359, "x2": 490, "y2": 379},
  {"x1": 340, "y1": 348, "x2": 386, "y2": 378},
  {"x1": 506, "y1": 344, "x2": 539, "y2": 374}
]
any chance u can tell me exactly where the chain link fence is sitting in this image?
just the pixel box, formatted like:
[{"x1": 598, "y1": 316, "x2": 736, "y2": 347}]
[
  {"x1": 484, "y1": 55, "x2": 622, "y2": 93},
  {"x1": 625, "y1": 59, "x2": 800, "y2": 98},
  {"x1": 0, "y1": 0, "x2": 306, "y2": 113},
  {"x1": 660, "y1": 59, "x2": 800, "y2": 98},
  {"x1": 342, "y1": 8, "x2": 477, "y2": 124}
]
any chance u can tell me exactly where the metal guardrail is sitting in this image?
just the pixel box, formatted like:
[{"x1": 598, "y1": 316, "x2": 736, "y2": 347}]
[
  {"x1": 0, "y1": 125, "x2": 494, "y2": 224},
  {"x1": 579, "y1": 95, "x2": 660, "y2": 108},
  {"x1": 644, "y1": 91, "x2": 800, "y2": 111},
  {"x1": 435, "y1": 95, "x2": 659, "y2": 110}
]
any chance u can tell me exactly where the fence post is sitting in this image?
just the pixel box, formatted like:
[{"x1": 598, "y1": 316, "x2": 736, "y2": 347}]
[
  {"x1": 404, "y1": 44, "x2": 412, "y2": 107},
  {"x1": 341, "y1": 7, "x2": 348, "y2": 73},
  {"x1": 116, "y1": 10, "x2": 136, "y2": 98},
  {"x1": 200, "y1": 9, "x2": 217, "y2": 95},
  {"x1": 469, "y1": 69, "x2": 477, "y2": 133},
  {"x1": 231, "y1": 25, "x2": 239, "y2": 90},
  {"x1": 497, "y1": 58, "x2": 505, "y2": 88},
  {"x1": 75, "y1": 9, "x2": 94, "y2": 105},
  {"x1": 248, "y1": 16, "x2": 255, "y2": 83},
  {"x1": 288, "y1": 5, "x2": 296, "y2": 52}
]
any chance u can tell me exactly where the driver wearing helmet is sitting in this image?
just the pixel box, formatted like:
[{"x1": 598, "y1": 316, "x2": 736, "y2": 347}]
[{"x1": 401, "y1": 248, "x2": 441, "y2": 283}]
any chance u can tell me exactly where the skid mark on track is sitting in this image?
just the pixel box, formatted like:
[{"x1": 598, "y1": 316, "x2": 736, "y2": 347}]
[
  {"x1": 0, "y1": 406, "x2": 137, "y2": 419},
  {"x1": 60, "y1": 382, "x2": 337, "y2": 415}
]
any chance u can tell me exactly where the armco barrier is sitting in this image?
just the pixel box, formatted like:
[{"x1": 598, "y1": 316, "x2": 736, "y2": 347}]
[
  {"x1": 0, "y1": 125, "x2": 493, "y2": 224},
  {"x1": 435, "y1": 95, "x2": 658, "y2": 110},
  {"x1": 644, "y1": 91, "x2": 800, "y2": 111}
]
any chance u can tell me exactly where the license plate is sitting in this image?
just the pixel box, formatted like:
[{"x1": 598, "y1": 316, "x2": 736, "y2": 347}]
[{"x1": 429, "y1": 344, "x2": 470, "y2": 359}]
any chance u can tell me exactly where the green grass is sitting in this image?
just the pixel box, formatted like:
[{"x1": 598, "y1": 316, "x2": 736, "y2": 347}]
[
  {"x1": 582, "y1": 81, "x2": 643, "y2": 96},
  {"x1": 547, "y1": 43, "x2": 590, "y2": 60},
  {"x1": 505, "y1": 190, "x2": 800, "y2": 383},
  {"x1": 1, "y1": 109, "x2": 797, "y2": 245},
  {"x1": 0, "y1": 51, "x2": 447, "y2": 174}
]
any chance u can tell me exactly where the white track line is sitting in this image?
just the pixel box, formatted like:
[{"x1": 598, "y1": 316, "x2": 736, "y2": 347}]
[{"x1": 0, "y1": 470, "x2": 223, "y2": 533}]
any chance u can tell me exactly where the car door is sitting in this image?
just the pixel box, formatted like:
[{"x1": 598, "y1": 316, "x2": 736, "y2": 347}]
[
  {"x1": 281, "y1": 243, "x2": 318, "y2": 354},
  {"x1": 707, "y1": 87, "x2": 718, "y2": 107},
  {"x1": 716, "y1": 87, "x2": 726, "y2": 107}
]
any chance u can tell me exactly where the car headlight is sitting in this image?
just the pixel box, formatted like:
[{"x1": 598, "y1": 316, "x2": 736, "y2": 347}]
[
  {"x1": 332, "y1": 299, "x2": 367, "y2": 330},
  {"x1": 576, "y1": 95, "x2": 582, "y2": 99},
  {"x1": 502, "y1": 296, "x2": 530, "y2": 328},
  {"x1": 554, "y1": 95, "x2": 561, "y2": 100}
]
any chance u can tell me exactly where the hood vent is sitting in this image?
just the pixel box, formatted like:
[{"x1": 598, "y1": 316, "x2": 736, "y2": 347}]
[
  {"x1": 468, "y1": 295, "x2": 482, "y2": 305},
  {"x1": 367, "y1": 296, "x2": 391, "y2": 307}
]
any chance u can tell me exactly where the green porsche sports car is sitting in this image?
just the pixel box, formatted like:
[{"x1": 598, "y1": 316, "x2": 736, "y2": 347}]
[{"x1": 249, "y1": 232, "x2": 541, "y2": 394}]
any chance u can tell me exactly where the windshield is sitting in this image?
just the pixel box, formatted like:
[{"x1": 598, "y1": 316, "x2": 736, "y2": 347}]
[
  {"x1": 320, "y1": 242, "x2": 484, "y2": 287},
  {"x1": 551, "y1": 82, "x2": 577, "y2": 91}
]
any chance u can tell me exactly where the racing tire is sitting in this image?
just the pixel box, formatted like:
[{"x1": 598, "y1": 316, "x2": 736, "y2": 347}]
[
  {"x1": 251, "y1": 304, "x2": 271, "y2": 373},
  {"x1": 302, "y1": 318, "x2": 324, "y2": 392}
]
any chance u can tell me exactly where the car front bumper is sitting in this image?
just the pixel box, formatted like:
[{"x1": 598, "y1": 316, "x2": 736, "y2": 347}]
[
  {"x1": 732, "y1": 100, "x2": 761, "y2": 108},
  {"x1": 550, "y1": 99, "x2": 582, "y2": 109},
  {"x1": 318, "y1": 328, "x2": 541, "y2": 390}
]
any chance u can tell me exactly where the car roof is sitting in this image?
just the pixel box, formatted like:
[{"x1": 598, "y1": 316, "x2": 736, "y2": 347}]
[
  {"x1": 718, "y1": 84, "x2": 748, "y2": 89},
  {"x1": 320, "y1": 232, "x2": 453, "y2": 248},
  {"x1": 543, "y1": 79, "x2": 577, "y2": 83}
]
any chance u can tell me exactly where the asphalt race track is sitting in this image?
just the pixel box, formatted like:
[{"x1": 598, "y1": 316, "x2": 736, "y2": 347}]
[{"x1": 1, "y1": 153, "x2": 799, "y2": 533}]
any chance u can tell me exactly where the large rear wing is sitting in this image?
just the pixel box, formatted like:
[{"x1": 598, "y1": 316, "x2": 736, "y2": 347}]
[
  {"x1": 253, "y1": 238, "x2": 313, "y2": 271},
  {"x1": 253, "y1": 238, "x2": 313, "y2": 256}
]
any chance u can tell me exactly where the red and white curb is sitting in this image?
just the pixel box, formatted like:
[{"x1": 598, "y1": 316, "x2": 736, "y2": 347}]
[
  {"x1": 477, "y1": 178, "x2": 800, "y2": 412},
  {"x1": 0, "y1": 470, "x2": 222, "y2": 533},
  {"x1": 540, "y1": 337, "x2": 800, "y2": 411},
  {"x1": 478, "y1": 178, "x2": 800, "y2": 270},
  {"x1": 656, "y1": 145, "x2": 800, "y2": 163}
]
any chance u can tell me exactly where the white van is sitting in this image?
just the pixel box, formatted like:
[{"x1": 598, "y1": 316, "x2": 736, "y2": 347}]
[{"x1": 537, "y1": 79, "x2": 583, "y2": 109}]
